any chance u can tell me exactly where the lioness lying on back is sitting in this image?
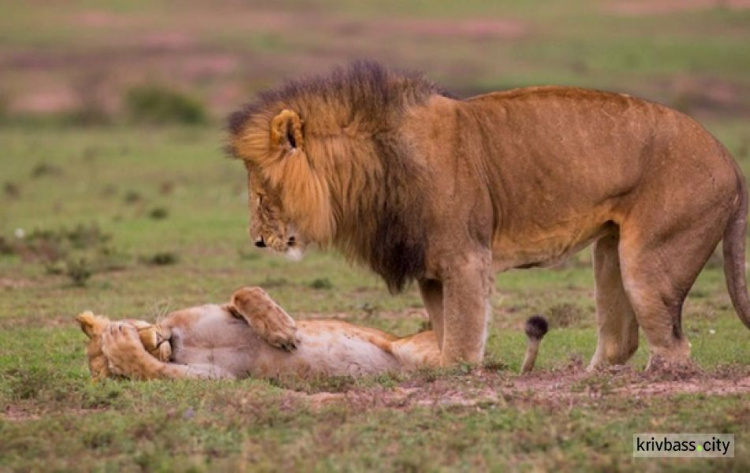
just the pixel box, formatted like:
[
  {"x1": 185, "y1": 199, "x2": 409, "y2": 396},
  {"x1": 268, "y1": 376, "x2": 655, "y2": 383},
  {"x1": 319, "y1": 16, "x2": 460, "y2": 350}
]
[
  {"x1": 78, "y1": 287, "x2": 439, "y2": 380},
  {"x1": 77, "y1": 287, "x2": 546, "y2": 380}
]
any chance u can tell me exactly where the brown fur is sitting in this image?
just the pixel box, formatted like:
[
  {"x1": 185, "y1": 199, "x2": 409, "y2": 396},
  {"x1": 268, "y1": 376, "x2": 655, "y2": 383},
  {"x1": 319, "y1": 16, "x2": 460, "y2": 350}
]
[{"x1": 228, "y1": 62, "x2": 750, "y2": 371}]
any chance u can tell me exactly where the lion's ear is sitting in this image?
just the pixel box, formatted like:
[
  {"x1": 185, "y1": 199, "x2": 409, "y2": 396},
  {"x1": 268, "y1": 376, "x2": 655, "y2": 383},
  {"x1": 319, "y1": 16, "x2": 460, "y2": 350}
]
[
  {"x1": 270, "y1": 109, "x2": 304, "y2": 151},
  {"x1": 76, "y1": 311, "x2": 109, "y2": 339}
]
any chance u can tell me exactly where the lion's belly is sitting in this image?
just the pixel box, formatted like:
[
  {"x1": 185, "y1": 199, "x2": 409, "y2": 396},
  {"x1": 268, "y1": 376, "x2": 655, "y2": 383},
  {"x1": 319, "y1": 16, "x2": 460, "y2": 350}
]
[{"x1": 491, "y1": 217, "x2": 613, "y2": 272}]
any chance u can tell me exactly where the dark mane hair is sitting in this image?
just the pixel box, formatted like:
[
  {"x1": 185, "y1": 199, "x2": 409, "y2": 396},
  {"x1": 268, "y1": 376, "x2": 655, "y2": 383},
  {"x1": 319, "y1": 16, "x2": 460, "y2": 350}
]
[
  {"x1": 228, "y1": 61, "x2": 451, "y2": 138},
  {"x1": 229, "y1": 62, "x2": 451, "y2": 293}
]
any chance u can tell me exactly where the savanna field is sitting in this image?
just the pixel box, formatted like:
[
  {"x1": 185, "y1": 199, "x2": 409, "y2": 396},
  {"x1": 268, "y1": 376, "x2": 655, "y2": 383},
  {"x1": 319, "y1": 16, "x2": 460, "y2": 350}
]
[{"x1": 1, "y1": 1, "x2": 749, "y2": 471}]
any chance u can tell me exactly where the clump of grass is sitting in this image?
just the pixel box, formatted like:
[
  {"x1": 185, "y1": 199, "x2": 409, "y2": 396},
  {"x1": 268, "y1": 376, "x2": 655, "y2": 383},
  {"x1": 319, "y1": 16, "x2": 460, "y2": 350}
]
[
  {"x1": 5, "y1": 223, "x2": 129, "y2": 285},
  {"x1": 30, "y1": 162, "x2": 63, "y2": 179},
  {"x1": 262, "y1": 277, "x2": 290, "y2": 288},
  {"x1": 0, "y1": 236, "x2": 14, "y2": 255},
  {"x1": 125, "y1": 84, "x2": 207, "y2": 125},
  {"x1": 308, "y1": 278, "x2": 333, "y2": 290},
  {"x1": 357, "y1": 302, "x2": 380, "y2": 317},
  {"x1": 3, "y1": 181, "x2": 20, "y2": 199},
  {"x1": 159, "y1": 181, "x2": 174, "y2": 195},
  {"x1": 148, "y1": 207, "x2": 169, "y2": 220},
  {"x1": 269, "y1": 374, "x2": 358, "y2": 393},
  {"x1": 66, "y1": 257, "x2": 93, "y2": 286},
  {"x1": 547, "y1": 302, "x2": 589, "y2": 328},
  {"x1": 123, "y1": 190, "x2": 142, "y2": 204},
  {"x1": 141, "y1": 251, "x2": 179, "y2": 266}
]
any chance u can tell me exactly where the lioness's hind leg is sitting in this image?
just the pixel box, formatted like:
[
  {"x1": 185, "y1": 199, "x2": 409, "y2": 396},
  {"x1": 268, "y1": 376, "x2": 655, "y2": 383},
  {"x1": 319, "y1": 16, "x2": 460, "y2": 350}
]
[{"x1": 588, "y1": 233, "x2": 639, "y2": 370}]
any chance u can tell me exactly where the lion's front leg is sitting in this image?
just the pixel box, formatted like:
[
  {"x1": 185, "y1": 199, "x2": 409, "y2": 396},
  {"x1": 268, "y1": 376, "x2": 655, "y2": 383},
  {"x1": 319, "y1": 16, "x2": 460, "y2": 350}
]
[
  {"x1": 418, "y1": 278, "x2": 444, "y2": 350},
  {"x1": 439, "y1": 251, "x2": 493, "y2": 366}
]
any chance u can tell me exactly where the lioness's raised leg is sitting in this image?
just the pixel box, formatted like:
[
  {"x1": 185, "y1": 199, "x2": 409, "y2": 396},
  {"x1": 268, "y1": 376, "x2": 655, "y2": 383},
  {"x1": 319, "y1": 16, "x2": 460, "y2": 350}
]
[
  {"x1": 230, "y1": 287, "x2": 300, "y2": 351},
  {"x1": 588, "y1": 233, "x2": 640, "y2": 370},
  {"x1": 418, "y1": 279, "x2": 444, "y2": 350},
  {"x1": 439, "y1": 251, "x2": 493, "y2": 366}
]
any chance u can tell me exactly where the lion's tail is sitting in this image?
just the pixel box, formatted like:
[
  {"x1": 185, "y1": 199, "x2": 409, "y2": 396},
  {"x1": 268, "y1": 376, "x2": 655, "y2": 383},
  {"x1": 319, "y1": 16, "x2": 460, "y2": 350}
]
[{"x1": 723, "y1": 175, "x2": 750, "y2": 330}]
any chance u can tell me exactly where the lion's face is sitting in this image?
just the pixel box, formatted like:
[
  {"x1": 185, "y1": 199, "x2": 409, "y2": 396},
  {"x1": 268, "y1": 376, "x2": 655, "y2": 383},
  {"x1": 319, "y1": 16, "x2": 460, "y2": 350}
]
[
  {"x1": 232, "y1": 108, "x2": 336, "y2": 257},
  {"x1": 245, "y1": 164, "x2": 305, "y2": 259}
]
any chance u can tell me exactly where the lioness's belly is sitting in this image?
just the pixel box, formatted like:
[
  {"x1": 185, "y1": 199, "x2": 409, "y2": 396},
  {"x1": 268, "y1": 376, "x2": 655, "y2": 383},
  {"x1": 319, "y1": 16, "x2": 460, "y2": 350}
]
[{"x1": 165, "y1": 306, "x2": 401, "y2": 378}]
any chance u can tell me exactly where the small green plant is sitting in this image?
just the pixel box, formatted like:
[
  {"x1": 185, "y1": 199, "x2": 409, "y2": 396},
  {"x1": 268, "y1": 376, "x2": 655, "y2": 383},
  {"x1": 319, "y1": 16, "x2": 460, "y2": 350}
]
[
  {"x1": 30, "y1": 162, "x2": 63, "y2": 179},
  {"x1": 262, "y1": 277, "x2": 290, "y2": 288},
  {"x1": 547, "y1": 302, "x2": 589, "y2": 328},
  {"x1": 142, "y1": 251, "x2": 179, "y2": 266},
  {"x1": 0, "y1": 236, "x2": 14, "y2": 255},
  {"x1": 148, "y1": 207, "x2": 169, "y2": 220},
  {"x1": 3, "y1": 181, "x2": 20, "y2": 199},
  {"x1": 123, "y1": 190, "x2": 142, "y2": 204},
  {"x1": 125, "y1": 84, "x2": 207, "y2": 125},
  {"x1": 309, "y1": 278, "x2": 333, "y2": 290},
  {"x1": 66, "y1": 257, "x2": 93, "y2": 286}
]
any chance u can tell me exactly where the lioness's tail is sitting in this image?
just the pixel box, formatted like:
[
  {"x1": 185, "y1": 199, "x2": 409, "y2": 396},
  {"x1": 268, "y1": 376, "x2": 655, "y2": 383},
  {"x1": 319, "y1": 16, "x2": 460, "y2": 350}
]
[{"x1": 723, "y1": 177, "x2": 750, "y2": 330}]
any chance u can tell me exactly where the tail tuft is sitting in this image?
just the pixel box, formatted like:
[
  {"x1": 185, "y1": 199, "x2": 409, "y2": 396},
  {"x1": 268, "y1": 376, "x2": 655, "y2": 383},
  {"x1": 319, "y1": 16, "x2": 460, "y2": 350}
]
[{"x1": 524, "y1": 315, "x2": 549, "y2": 341}]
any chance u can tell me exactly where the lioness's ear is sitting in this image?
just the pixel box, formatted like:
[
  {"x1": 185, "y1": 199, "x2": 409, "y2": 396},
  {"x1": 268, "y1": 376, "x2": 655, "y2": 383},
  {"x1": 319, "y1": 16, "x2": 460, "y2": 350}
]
[
  {"x1": 270, "y1": 109, "x2": 304, "y2": 151},
  {"x1": 76, "y1": 311, "x2": 109, "y2": 339}
]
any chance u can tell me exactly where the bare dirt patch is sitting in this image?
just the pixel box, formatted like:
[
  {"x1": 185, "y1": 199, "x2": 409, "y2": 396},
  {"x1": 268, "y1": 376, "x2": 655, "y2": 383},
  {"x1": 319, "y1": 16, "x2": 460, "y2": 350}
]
[
  {"x1": 2, "y1": 405, "x2": 41, "y2": 422},
  {"x1": 0, "y1": 278, "x2": 36, "y2": 290},
  {"x1": 286, "y1": 365, "x2": 750, "y2": 411}
]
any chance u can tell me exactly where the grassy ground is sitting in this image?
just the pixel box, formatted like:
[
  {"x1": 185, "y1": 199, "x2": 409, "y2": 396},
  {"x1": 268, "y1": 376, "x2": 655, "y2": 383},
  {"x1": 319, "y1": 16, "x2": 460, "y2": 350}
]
[{"x1": 1, "y1": 0, "x2": 749, "y2": 471}]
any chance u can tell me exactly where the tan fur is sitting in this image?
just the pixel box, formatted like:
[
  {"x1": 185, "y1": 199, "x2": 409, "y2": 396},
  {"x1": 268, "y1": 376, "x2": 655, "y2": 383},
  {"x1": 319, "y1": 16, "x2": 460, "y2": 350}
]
[
  {"x1": 77, "y1": 287, "x2": 440, "y2": 380},
  {"x1": 229, "y1": 63, "x2": 750, "y2": 371}
]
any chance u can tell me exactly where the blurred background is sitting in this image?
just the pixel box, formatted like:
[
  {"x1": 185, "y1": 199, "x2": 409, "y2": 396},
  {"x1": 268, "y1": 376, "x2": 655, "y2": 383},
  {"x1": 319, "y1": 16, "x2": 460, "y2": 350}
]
[
  {"x1": 1, "y1": 0, "x2": 749, "y2": 324},
  {"x1": 2, "y1": 0, "x2": 749, "y2": 124}
]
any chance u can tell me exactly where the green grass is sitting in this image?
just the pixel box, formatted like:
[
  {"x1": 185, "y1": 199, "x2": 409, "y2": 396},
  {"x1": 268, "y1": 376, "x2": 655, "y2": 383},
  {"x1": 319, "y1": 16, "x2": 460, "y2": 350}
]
[
  {"x1": 1, "y1": 0, "x2": 749, "y2": 470},
  {"x1": 1, "y1": 122, "x2": 748, "y2": 472}
]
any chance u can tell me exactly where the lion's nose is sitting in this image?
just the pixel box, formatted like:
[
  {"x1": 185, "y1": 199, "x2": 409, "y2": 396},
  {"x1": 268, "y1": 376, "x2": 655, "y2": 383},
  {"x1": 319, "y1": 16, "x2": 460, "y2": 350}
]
[{"x1": 254, "y1": 237, "x2": 267, "y2": 248}]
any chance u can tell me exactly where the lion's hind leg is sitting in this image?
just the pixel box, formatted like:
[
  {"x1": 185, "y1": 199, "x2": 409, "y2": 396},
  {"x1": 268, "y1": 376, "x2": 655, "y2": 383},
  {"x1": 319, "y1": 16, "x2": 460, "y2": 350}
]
[
  {"x1": 588, "y1": 232, "x2": 640, "y2": 370},
  {"x1": 618, "y1": 213, "x2": 727, "y2": 370}
]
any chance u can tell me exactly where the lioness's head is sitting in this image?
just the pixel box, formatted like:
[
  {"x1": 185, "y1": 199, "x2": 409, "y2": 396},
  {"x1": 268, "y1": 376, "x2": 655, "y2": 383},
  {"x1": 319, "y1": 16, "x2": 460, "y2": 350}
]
[{"x1": 76, "y1": 311, "x2": 172, "y2": 380}]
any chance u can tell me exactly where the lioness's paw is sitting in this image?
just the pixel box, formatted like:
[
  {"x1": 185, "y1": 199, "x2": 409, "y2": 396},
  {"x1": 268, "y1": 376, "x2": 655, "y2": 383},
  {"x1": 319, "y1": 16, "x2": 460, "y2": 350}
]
[
  {"x1": 231, "y1": 286, "x2": 301, "y2": 352},
  {"x1": 101, "y1": 323, "x2": 155, "y2": 377},
  {"x1": 264, "y1": 322, "x2": 301, "y2": 352}
]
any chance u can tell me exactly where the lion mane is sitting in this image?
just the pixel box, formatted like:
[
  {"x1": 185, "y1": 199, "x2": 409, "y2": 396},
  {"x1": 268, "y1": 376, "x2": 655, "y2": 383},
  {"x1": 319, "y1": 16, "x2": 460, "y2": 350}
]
[{"x1": 228, "y1": 62, "x2": 450, "y2": 292}]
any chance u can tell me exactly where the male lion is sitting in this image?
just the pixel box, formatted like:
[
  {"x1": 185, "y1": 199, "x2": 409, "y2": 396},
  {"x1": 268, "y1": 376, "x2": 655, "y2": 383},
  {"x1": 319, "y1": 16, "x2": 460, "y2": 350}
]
[{"x1": 228, "y1": 62, "x2": 750, "y2": 370}]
